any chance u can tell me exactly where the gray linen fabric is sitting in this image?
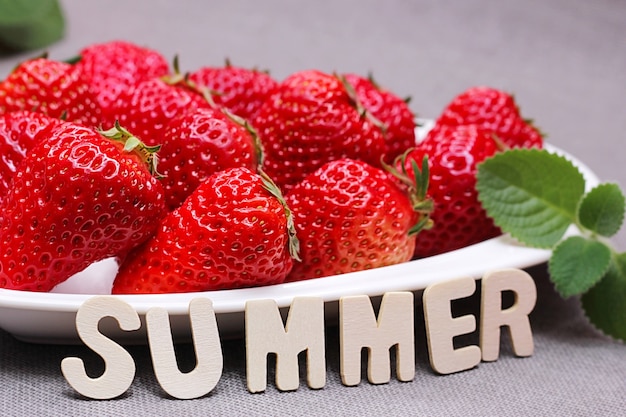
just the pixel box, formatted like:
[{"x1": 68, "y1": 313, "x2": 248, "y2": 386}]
[{"x1": 1, "y1": 0, "x2": 625, "y2": 415}]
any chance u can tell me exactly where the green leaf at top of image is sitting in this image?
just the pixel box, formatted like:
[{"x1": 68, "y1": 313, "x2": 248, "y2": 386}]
[
  {"x1": 548, "y1": 235, "x2": 612, "y2": 298},
  {"x1": 581, "y1": 251, "x2": 626, "y2": 341},
  {"x1": 577, "y1": 183, "x2": 626, "y2": 238},
  {"x1": 476, "y1": 148, "x2": 586, "y2": 248},
  {"x1": 0, "y1": 0, "x2": 65, "y2": 52}
]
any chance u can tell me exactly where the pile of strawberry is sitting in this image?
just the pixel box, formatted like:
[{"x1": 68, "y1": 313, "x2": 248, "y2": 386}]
[{"x1": 0, "y1": 40, "x2": 543, "y2": 294}]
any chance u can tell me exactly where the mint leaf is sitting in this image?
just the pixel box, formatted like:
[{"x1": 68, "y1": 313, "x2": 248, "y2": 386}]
[
  {"x1": 548, "y1": 236, "x2": 612, "y2": 298},
  {"x1": 577, "y1": 183, "x2": 625, "y2": 238},
  {"x1": 478, "y1": 147, "x2": 626, "y2": 342},
  {"x1": 0, "y1": 0, "x2": 65, "y2": 52},
  {"x1": 476, "y1": 149, "x2": 586, "y2": 248},
  {"x1": 581, "y1": 252, "x2": 626, "y2": 340}
]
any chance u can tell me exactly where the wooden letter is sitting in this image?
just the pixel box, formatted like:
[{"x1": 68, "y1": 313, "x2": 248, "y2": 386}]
[
  {"x1": 339, "y1": 292, "x2": 415, "y2": 386},
  {"x1": 480, "y1": 268, "x2": 537, "y2": 361},
  {"x1": 423, "y1": 277, "x2": 481, "y2": 374},
  {"x1": 61, "y1": 296, "x2": 140, "y2": 399},
  {"x1": 245, "y1": 297, "x2": 325, "y2": 393},
  {"x1": 146, "y1": 298, "x2": 223, "y2": 399}
]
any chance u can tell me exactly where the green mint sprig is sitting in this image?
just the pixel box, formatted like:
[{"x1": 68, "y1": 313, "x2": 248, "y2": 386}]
[
  {"x1": 0, "y1": 0, "x2": 65, "y2": 53},
  {"x1": 476, "y1": 148, "x2": 626, "y2": 341}
]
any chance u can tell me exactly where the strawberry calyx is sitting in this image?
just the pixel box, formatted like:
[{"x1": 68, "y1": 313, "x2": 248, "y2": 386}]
[
  {"x1": 523, "y1": 117, "x2": 548, "y2": 139},
  {"x1": 490, "y1": 133, "x2": 509, "y2": 152},
  {"x1": 366, "y1": 71, "x2": 381, "y2": 90},
  {"x1": 258, "y1": 168, "x2": 301, "y2": 262},
  {"x1": 223, "y1": 108, "x2": 265, "y2": 167},
  {"x1": 63, "y1": 54, "x2": 82, "y2": 65},
  {"x1": 336, "y1": 73, "x2": 388, "y2": 136},
  {"x1": 162, "y1": 55, "x2": 221, "y2": 108},
  {"x1": 224, "y1": 57, "x2": 270, "y2": 75},
  {"x1": 222, "y1": 108, "x2": 292, "y2": 256},
  {"x1": 161, "y1": 55, "x2": 186, "y2": 85},
  {"x1": 99, "y1": 121, "x2": 163, "y2": 178},
  {"x1": 382, "y1": 150, "x2": 434, "y2": 236}
]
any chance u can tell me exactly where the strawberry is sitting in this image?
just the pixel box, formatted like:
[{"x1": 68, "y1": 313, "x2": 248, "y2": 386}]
[
  {"x1": 74, "y1": 40, "x2": 170, "y2": 119},
  {"x1": 0, "y1": 57, "x2": 101, "y2": 127},
  {"x1": 188, "y1": 61, "x2": 279, "y2": 121},
  {"x1": 111, "y1": 167, "x2": 297, "y2": 294},
  {"x1": 434, "y1": 86, "x2": 544, "y2": 149},
  {"x1": 285, "y1": 158, "x2": 432, "y2": 282},
  {"x1": 158, "y1": 107, "x2": 260, "y2": 211},
  {"x1": 252, "y1": 70, "x2": 386, "y2": 192},
  {"x1": 405, "y1": 124, "x2": 501, "y2": 258},
  {"x1": 105, "y1": 77, "x2": 211, "y2": 145},
  {"x1": 0, "y1": 122, "x2": 166, "y2": 292},
  {"x1": 342, "y1": 73, "x2": 417, "y2": 161},
  {"x1": 0, "y1": 110, "x2": 62, "y2": 196}
]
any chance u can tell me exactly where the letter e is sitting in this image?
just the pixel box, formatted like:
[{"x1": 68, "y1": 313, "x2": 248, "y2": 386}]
[{"x1": 423, "y1": 277, "x2": 481, "y2": 374}]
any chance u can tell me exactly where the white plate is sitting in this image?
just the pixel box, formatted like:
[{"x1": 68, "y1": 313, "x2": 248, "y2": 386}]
[{"x1": 0, "y1": 138, "x2": 600, "y2": 345}]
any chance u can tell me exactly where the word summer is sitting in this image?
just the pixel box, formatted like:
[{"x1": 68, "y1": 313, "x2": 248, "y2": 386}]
[{"x1": 61, "y1": 268, "x2": 536, "y2": 400}]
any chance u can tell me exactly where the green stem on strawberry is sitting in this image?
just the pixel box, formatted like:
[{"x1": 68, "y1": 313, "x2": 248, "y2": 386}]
[
  {"x1": 163, "y1": 55, "x2": 221, "y2": 108},
  {"x1": 163, "y1": 54, "x2": 186, "y2": 85},
  {"x1": 63, "y1": 54, "x2": 82, "y2": 65},
  {"x1": 98, "y1": 121, "x2": 163, "y2": 178},
  {"x1": 222, "y1": 108, "x2": 265, "y2": 168},
  {"x1": 490, "y1": 133, "x2": 510, "y2": 152},
  {"x1": 382, "y1": 151, "x2": 434, "y2": 237},
  {"x1": 336, "y1": 73, "x2": 388, "y2": 136},
  {"x1": 166, "y1": 57, "x2": 262, "y2": 162},
  {"x1": 257, "y1": 168, "x2": 301, "y2": 262},
  {"x1": 221, "y1": 106, "x2": 294, "y2": 258}
]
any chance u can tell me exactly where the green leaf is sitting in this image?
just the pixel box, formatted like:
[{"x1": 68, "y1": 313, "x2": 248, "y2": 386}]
[
  {"x1": 577, "y1": 183, "x2": 625, "y2": 238},
  {"x1": 0, "y1": 0, "x2": 65, "y2": 52},
  {"x1": 548, "y1": 236, "x2": 612, "y2": 298},
  {"x1": 476, "y1": 149, "x2": 586, "y2": 248},
  {"x1": 581, "y1": 252, "x2": 626, "y2": 341}
]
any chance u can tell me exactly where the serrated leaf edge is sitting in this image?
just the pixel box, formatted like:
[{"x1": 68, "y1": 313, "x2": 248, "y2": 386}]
[
  {"x1": 576, "y1": 182, "x2": 626, "y2": 238},
  {"x1": 548, "y1": 236, "x2": 612, "y2": 298},
  {"x1": 476, "y1": 148, "x2": 586, "y2": 249},
  {"x1": 578, "y1": 250, "x2": 626, "y2": 342}
]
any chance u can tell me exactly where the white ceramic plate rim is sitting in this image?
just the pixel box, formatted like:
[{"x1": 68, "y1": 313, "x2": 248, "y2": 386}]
[{"x1": 0, "y1": 142, "x2": 600, "y2": 320}]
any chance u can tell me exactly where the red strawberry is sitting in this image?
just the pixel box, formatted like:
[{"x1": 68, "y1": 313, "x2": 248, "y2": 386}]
[
  {"x1": 434, "y1": 86, "x2": 543, "y2": 149},
  {"x1": 158, "y1": 107, "x2": 259, "y2": 211},
  {"x1": 106, "y1": 78, "x2": 211, "y2": 145},
  {"x1": 342, "y1": 73, "x2": 417, "y2": 161},
  {"x1": 0, "y1": 58, "x2": 101, "y2": 127},
  {"x1": 0, "y1": 111, "x2": 62, "y2": 196},
  {"x1": 405, "y1": 124, "x2": 501, "y2": 258},
  {"x1": 188, "y1": 61, "x2": 278, "y2": 121},
  {"x1": 0, "y1": 122, "x2": 166, "y2": 292},
  {"x1": 105, "y1": 77, "x2": 211, "y2": 144},
  {"x1": 74, "y1": 40, "x2": 170, "y2": 118},
  {"x1": 112, "y1": 167, "x2": 297, "y2": 294},
  {"x1": 253, "y1": 70, "x2": 386, "y2": 192},
  {"x1": 285, "y1": 158, "x2": 432, "y2": 282}
]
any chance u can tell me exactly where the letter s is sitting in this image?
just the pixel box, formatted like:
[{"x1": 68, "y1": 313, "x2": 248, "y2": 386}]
[{"x1": 61, "y1": 296, "x2": 140, "y2": 399}]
